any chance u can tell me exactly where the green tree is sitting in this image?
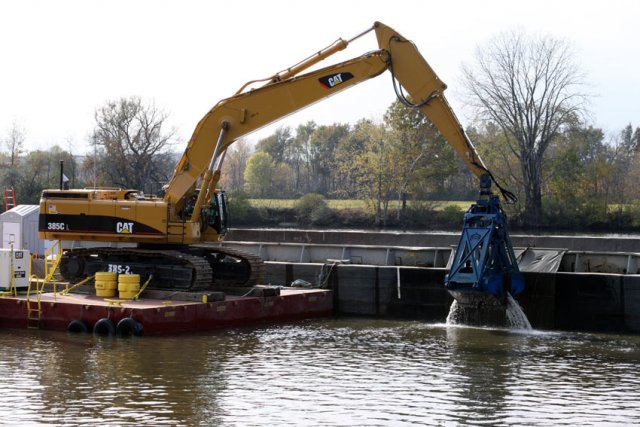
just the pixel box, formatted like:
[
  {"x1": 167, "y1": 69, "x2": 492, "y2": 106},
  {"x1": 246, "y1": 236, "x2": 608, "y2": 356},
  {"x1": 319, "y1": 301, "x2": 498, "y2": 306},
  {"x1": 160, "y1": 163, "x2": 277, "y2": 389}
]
[
  {"x1": 468, "y1": 122, "x2": 527, "y2": 222},
  {"x1": 544, "y1": 125, "x2": 612, "y2": 225},
  {"x1": 272, "y1": 162, "x2": 294, "y2": 197},
  {"x1": 334, "y1": 119, "x2": 370, "y2": 199},
  {"x1": 17, "y1": 150, "x2": 49, "y2": 203},
  {"x1": 255, "y1": 125, "x2": 317, "y2": 196},
  {"x1": 618, "y1": 124, "x2": 640, "y2": 203},
  {"x1": 308, "y1": 123, "x2": 350, "y2": 195},
  {"x1": 290, "y1": 121, "x2": 317, "y2": 194},
  {"x1": 243, "y1": 152, "x2": 274, "y2": 197},
  {"x1": 256, "y1": 126, "x2": 293, "y2": 164},
  {"x1": 383, "y1": 100, "x2": 457, "y2": 210},
  {"x1": 243, "y1": 151, "x2": 292, "y2": 197},
  {"x1": 294, "y1": 193, "x2": 332, "y2": 226},
  {"x1": 343, "y1": 120, "x2": 394, "y2": 225},
  {"x1": 6, "y1": 145, "x2": 77, "y2": 205},
  {"x1": 468, "y1": 122, "x2": 522, "y2": 194}
]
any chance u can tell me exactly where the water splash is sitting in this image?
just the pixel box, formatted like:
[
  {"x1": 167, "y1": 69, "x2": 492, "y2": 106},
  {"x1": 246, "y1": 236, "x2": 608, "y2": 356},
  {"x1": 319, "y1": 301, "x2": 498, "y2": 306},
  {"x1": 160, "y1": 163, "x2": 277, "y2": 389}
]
[
  {"x1": 445, "y1": 300, "x2": 461, "y2": 325},
  {"x1": 446, "y1": 293, "x2": 532, "y2": 330},
  {"x1": 505, "y1": 293, "x2": 532, "y2": 329}
]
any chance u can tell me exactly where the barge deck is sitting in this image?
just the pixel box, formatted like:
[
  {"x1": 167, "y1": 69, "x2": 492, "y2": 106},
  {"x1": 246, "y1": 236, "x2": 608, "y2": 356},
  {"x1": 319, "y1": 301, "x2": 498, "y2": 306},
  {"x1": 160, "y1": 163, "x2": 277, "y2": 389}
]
[{"x1": 0, "y1": 287, "x2": 332, "y2": 336}]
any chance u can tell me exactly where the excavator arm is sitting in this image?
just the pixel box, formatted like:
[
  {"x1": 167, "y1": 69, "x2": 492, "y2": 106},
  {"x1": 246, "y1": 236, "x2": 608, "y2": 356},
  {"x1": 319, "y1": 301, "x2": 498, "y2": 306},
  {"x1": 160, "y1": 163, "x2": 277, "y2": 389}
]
[
  {"x1": 165, "y1": 22, "x2": 496, "y2": 218},
  {"x1": 166, "y1": 49, "x2": 389, "y2": 210}
]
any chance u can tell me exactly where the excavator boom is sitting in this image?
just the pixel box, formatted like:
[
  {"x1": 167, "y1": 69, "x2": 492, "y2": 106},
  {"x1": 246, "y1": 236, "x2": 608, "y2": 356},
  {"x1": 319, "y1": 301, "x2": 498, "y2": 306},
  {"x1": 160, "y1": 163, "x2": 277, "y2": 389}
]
[
  {"x1": 165, "y1": 50, "x2": 389, "y2": 207},
  {"x1": 165, "y1": 22, "x2": 490, "y2": 211}
]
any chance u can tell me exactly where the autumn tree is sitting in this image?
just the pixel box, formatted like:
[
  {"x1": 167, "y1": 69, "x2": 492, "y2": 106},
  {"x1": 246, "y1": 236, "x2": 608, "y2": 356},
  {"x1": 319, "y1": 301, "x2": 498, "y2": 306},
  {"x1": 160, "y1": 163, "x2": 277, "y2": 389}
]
[
  {"x1": 290, "y1": 121, "x2": 317, "y2": 194},
  {"x1": 349, "y1": 121, "x2": 393, "y2": 225},
  {"x1": 383, "y1": 100, "x2": 457, "y2": 208},
  {"x1": 462, "y1": 30, "x2": 588, "y2": 226},
  {"x1": 3, "y1": 145, "x2": 76, "y2": 204},
  {"x1": 254, "y1": 122, "x2": 350, "y2": 197},
  {"x1": 618, "y1": 124, "x2": 640, "y2": 202},
  {"x1": 255, "y1": 123, "x2": 320, "y2": 195},
  {"x1": 0, "y1": 122, "x2": 25, "y2": 209},
  {"x1": 545, "y1": 125, "x2": 609, "y2": 223},
  {"x1": 256, "y1": 126, "x2": 293, "y2": 164},
  {"x1": 91, "y1": 96, "x2": 176, "y2": 194},
  {"x1": 219, "y1": 139, "x2": 252, "y2": 191},
  {"x1": 4, "y1": 121, "x2": 25, "y2": 168},
  {"x1": 308, "y1": 124, "x2": 350, "y2": 195},
  {"x1": 334, "y1": 119, "x2": 370, "y2": 199},
  {"x1": 469, "y1": 122, "x2": 522, "y2": 195}
]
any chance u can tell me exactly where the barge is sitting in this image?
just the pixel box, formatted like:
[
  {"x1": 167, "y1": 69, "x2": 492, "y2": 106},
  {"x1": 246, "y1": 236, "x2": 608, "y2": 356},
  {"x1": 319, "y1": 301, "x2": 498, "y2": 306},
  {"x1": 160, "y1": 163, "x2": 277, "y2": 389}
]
[
  {"x1": 0, "y1": 242, "x2": 332, "y2": 336},
  {"x1": 0, "y1": 285, "x2": 332, "y2": 336}
]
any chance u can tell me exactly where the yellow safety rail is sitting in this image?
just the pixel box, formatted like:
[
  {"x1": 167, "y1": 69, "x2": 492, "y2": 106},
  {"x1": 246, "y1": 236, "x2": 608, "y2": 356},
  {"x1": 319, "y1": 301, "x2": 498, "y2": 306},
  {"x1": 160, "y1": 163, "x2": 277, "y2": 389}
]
[
  {"x1": 25, "y1": 274, "x2": 96, "y2": 329},
  {"x1": 45, "y1": 241, "x2": 63, "y2": 282},
  {"x1": 26, "y1": 241, "x2": 68, "y2": 300},
  {"x1": 0, "y1": 245, "x2": 18, "y2": 298}
]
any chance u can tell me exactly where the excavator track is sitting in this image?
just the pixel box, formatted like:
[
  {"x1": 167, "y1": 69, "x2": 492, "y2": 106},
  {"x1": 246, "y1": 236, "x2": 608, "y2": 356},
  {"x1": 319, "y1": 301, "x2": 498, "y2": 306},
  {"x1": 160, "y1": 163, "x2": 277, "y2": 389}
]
[
  {"x1": 195, "y1": 245, "x2": 265, "y2": 288},
  {"x1": 59, "y1": 246, "x2": 264, "y2": 291}
]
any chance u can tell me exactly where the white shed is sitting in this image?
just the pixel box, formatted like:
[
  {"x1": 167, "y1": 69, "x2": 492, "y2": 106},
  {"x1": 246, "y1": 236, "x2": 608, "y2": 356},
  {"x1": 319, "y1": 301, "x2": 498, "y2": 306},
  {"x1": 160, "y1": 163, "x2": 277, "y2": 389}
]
[{"x1": 0, "y1": 205, "x2": 45, "y2": 256}]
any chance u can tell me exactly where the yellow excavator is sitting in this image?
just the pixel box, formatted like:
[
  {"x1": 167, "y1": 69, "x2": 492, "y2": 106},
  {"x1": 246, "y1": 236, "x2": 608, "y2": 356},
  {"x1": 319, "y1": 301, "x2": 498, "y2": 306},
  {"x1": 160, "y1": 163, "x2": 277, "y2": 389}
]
[{"x1": 39, "y1": 22, "x2": 519, "y2": 298}]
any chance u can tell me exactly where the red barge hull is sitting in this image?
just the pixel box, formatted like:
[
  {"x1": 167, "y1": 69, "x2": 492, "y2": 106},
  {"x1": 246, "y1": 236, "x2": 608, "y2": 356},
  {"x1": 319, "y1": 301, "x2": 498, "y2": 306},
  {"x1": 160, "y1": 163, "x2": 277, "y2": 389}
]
[{"x1": 0, "y1": 289, "x2": 333, "y2": 335}]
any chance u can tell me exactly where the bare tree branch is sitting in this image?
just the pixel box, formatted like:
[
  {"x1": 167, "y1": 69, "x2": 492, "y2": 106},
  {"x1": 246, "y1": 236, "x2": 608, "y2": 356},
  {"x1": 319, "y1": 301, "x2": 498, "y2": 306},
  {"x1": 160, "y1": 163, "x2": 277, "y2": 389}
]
[
  {"x1": 92, "y1": 96, "x2": 176, "y2": 193},
  {"x1": 462, "y1": 29, "x2": 588, "y2": 225}
]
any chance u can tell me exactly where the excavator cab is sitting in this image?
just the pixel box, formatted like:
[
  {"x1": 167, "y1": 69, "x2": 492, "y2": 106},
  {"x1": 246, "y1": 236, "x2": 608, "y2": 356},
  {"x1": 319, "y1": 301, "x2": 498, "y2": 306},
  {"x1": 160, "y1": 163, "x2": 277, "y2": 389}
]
[
  {"x1": 204, "y1": 191, "x2": 228, "y2": 235},
  {"x1": 181, "y1": 190, "x2": 228, "y2": 235}
]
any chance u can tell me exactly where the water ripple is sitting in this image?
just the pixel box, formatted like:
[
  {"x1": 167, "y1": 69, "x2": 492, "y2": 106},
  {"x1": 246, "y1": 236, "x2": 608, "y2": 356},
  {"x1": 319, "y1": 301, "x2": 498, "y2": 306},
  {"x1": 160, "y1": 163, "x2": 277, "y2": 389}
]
[{"x1": 0, "y1": 320, "x2": 639, "y2": 425}]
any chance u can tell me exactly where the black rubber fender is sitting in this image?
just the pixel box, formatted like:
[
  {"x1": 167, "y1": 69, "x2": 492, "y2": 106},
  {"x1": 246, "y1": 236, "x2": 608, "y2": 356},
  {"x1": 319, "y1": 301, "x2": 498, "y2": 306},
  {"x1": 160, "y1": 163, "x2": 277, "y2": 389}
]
[
  {"x1": 116, "y1": 317, "x2": 143, "y2": 337},
  {"x1": 93, "y1": 318, "x2": 116, "y2": 336},
  {"x1": 67, "y1": 319, "x2": 90, "y2": 333}
]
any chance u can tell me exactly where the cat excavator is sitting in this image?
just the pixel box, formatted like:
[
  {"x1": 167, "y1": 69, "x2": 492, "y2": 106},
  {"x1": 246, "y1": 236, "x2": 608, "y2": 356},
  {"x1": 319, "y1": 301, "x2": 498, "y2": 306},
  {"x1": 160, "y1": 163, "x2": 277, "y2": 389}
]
[{"x1": 39, "y1": 22, "x2": 522, "y2": 303}]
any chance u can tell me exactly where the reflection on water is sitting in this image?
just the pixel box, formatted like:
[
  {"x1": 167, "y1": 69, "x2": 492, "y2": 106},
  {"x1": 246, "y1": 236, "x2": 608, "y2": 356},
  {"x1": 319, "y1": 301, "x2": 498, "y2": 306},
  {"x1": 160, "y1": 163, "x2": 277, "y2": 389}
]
[{"x1": 1, "y1": 319, "x2": 639, "y2": 425}]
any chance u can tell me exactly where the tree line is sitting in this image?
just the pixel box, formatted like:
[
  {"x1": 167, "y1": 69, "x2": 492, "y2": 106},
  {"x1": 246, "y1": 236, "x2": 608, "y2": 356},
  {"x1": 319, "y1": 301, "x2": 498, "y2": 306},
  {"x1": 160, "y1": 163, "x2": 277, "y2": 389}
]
[
  {"x1": 222, "y1": 100, "x2": 471, "y2": 226},
  {"x1": 2, "y1": 99, "x2": 639, "y2": 231},
  {"x1": 220, "y1": 113, "x2": 640, "y2": 229}
]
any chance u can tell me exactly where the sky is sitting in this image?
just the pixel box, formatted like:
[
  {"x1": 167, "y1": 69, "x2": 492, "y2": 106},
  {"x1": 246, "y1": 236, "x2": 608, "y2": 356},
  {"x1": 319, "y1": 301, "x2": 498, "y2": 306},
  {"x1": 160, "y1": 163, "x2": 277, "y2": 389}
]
[{"x1": 1, "y1": 0, "x2": 639, "y2": 153}]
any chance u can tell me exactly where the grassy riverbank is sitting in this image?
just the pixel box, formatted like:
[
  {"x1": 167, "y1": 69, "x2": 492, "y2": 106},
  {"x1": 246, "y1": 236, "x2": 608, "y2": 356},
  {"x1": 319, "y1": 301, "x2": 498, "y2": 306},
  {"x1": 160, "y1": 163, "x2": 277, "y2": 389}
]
[
  {"x1": 249, "y1": 199, "x2": 472, "y2": 211},
  {"x1": 229, "y1": 196, "x2": 640, "y2": 233}
]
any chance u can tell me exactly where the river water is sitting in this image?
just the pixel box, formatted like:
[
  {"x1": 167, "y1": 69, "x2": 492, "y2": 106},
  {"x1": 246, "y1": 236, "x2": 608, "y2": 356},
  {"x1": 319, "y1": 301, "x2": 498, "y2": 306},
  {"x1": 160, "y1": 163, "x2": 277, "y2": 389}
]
[{"x1": 1, "y1": 318, "x2": 639, "y2": 426}]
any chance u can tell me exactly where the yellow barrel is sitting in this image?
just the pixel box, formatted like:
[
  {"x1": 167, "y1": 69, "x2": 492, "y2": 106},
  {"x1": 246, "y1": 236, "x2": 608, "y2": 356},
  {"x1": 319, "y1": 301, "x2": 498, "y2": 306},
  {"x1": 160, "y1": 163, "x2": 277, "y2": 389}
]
[
  {"x1": 95, "y1": 272, "x2": 117, "y2": 297},
  {"x1": 118, "y1": 274, "x2": 141, "y2": 300}
]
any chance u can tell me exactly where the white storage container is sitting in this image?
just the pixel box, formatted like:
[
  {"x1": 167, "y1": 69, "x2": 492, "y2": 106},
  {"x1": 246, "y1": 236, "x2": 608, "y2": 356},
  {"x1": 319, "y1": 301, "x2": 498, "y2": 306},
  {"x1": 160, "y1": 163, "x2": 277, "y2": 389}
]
[
  {"x1": 0, "y1": 205, "x2": 45, "y2": 256},
  {"x1": 0, "y1": 248, "x2": 31, "y2": 290}
]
